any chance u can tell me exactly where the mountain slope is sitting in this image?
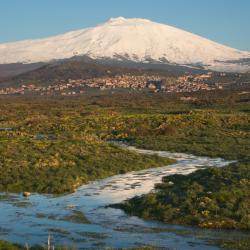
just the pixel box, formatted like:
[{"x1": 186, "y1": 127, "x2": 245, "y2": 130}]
[{"x1": 0, "y1": 17, "x2": 249, "y2": 72}]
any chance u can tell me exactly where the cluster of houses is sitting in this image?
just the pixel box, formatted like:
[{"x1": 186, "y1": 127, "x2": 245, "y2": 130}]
[
  {"x1": 165, "y1": 81, "x2": 214, "y2": 93},
  {"x1": 79, "y1": 74, "x2": 163, "y2": 91},
  {"x1": 0, "y1": 74, "x2": 164, "y2": 95},
  {"x1": 0, "y1": 73, "x2": 225, "y2": 96},
  {"x1": 0, "y1": 82, "x2": 85, "y2": 96},
  {"x1": 177, "y1": 73, "x2": 213, "y2": 83},
  {"x1": 164, "y1": 73, "x2": 220, "y2": 93}
]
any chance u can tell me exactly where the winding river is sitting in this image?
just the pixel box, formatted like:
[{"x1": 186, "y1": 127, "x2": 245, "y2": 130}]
[{"x1": 0, "y1": 145, "x2": 248, "y2": 249}]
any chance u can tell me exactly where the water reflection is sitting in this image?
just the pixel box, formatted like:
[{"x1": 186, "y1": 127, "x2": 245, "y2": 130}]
[{"x1": 0, "y1": 146, "x2": 246, "y2": 250}]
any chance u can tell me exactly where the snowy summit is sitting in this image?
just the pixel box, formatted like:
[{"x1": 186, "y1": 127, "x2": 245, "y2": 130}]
[{"x1": 0, "y1": 17, "x2": 250, "y2": 72}]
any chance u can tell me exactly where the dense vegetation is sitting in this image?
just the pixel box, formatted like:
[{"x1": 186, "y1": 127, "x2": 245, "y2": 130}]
[
  {"x1": 0, "y1": 93, "x2": 182, "y2": 194},
  {"x1": 97, "y1": 89, "x2": 250, "y2": 250},
  {"x1": 116, "y1": 162, "x2": 250, "y2": 230},
  {"x1": 214, "y1": 238, "x2": 250, "y2": 250},
  {"x1": 0, "y1": 133, "x2": 173, "y2": 194},
  {"x1": 0, "y1": 88, "x2": 249, "y2": 194},
  {"x1": 0, "y1": 240, "x2": 21, "y2": 250}
]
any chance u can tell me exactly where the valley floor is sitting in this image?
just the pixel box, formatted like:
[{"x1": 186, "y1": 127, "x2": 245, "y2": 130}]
[
  {"x1": 0, "y1": 89, "x2": 249, "y2": 193},
  {"x1": 0, "y1": 88, "x2": 249, "y2": 249}
]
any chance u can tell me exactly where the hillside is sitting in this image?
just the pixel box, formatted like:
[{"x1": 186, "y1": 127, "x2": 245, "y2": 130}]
[{"x1": 2, "y1": 59, "x2": 183, "y2": 87}]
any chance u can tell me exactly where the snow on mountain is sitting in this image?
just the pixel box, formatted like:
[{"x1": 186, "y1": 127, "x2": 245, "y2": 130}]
[{"x1": 0, "y1": 17, "x2": 249, "y2": 72}]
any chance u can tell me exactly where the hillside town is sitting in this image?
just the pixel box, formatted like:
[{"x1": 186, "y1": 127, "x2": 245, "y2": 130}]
[{"x1": 0, "y1": 73, "x2": 226, "y2": 96}]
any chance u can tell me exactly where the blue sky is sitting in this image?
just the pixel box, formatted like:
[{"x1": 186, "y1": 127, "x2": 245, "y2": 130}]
[{"x1": 1, "y1": 0, "x2": 250, "y2": 51}]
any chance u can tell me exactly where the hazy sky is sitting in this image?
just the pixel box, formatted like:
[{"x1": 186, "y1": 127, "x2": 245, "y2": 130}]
[{"x1": 1, "y1": 0, "x2": 250, "y2": 51}]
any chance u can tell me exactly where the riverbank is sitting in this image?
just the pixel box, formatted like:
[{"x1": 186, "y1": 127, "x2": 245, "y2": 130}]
[
  {"x1": 0, "y1": 140, "x2": 174, "y2": 194},
  {"x1": 115, "y1": 161, "x2": 250, "y2": 230},
  {"x1": 0, "y1": 147, "x2": 237, "y2": 250}
]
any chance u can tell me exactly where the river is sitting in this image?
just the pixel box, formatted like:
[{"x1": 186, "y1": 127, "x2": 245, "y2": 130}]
[{"x1": 0, "y1": 145, "x2": 248, "y2": 249}]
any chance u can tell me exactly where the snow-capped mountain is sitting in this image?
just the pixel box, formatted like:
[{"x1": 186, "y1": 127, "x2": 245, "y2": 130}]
[{"x1": 0, "y1": 17, "x2": 250, "y2": 72}]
